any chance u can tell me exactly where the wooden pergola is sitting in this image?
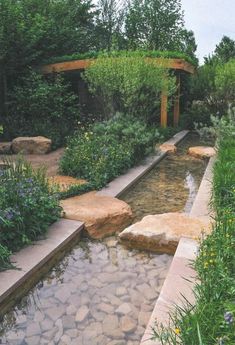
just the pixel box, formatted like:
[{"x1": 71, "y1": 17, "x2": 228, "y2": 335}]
[{"x1": 41, "y1": 58, "x2": 195, "y2": 127}]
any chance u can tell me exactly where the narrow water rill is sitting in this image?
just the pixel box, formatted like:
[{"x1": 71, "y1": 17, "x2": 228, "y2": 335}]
[
  {"x1": 0, "y1": 133, "x2": 211, "y2": 345},
  {"x1": 121, "y1": 133, "x2": 210, "y2": 222}
]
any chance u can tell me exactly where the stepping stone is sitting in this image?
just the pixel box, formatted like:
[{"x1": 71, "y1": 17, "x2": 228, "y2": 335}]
[
  {"x1": 188, "y1": 146, "x2": 215, "y2": 159},
  {"x1": 61, "y1": 192, "x2": 133, "y2": 239},
  {"x1": 119, "y1": 212, "x2": 210, "y2": 254},
  {"x1": 49, "y1": 175, "x2": 87, "y2": 192},
  {"x1": 159, "y1": 143, "x2": 177, "y2": 154},
  {"x1": 12, "y1": 136, "x2": 51, "y2": 154}
]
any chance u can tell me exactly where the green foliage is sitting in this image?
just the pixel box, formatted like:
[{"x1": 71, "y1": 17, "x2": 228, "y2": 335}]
[
  {"x1": 83, "y1": 56, "x2": 175, "y2": 122},
  {"x1": 205, "y1": 36, "x2": 235, "y2": 64},
  {"x1": 153, "y1": 115, "x2": 235, "y2": 345},
  {"x1": 43, "y1": 49, "x2": 197, "y2": 65},
  {"x1": 215, "y1": 59, "x2": 235, "y2": 106},
  {"x1": 60, "y1": 114, "x2": 162, "y2": 188},
  {"x1": 0, "y1": 244, "x2": 12, "y2": 271},
  {"x1": 124, "y1": 0, "x2": 197, "y2": 60},
  {"x1": 189, "y1": 59, "x2": 235, "y2": 128},
  {"x1": 0, "y1": 157, "x2": 61, "y2": 270},
  {"x1": 4, "y1": 71, "x2": 80, "y2": 148}
]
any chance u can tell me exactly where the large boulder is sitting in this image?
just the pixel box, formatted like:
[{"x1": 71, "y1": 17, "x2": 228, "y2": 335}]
[
  {"x1": 12, "y1": 136, "x2": 52, "y2": 154},
  {"x1": 0, "y1": 142, "x2": 12, "y2": 154},
  {"x1": 48, "y1": 175, "x2": 87, "y2": 192},
  {"x1": 159, "y1": 143, "x2": 177, "y2": 154},
  {"x1": 60, "y1": 192, "x2": 133, "y2": 239},
  {"x1": 188, "y1": 146, "x2": 215, "y2": 159},
  {"x1": 119, "y1": 213, "x2": 210, "y2": 254}
]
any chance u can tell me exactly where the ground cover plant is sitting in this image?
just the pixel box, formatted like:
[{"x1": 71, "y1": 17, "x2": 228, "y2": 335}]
[
  {"x1": 60, "y1": 113, "x2": 169, "y2": 191},
  {"x1": 43, "y1": 49, "x2": 198, "y2": 65},
  {"x1": 152, "y1": 111, "x2": 235, "y2": 344},
  {"x1": 0, "y1": 158, "x2": 61, "y2": 271}
]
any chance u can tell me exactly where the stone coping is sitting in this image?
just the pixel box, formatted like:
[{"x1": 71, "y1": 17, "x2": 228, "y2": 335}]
[
  {"x1": 140, "y1": 156, "x2": 215, "y2": 345},
  {"x1": 0, "y1": 219, "x2": 84, "y2": 314},
  {"x1": 98, "y1": 130, "x2": 189, "y2": 198}
]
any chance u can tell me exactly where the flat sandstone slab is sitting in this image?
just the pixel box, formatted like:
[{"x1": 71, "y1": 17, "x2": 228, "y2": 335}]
[
  {"x1": 158, "y1": 143, "x2": 177, "y2": 154},
  {"x1": 119, "y1": 212, "x2": 210, "y2": 254},
  {"x1": 188, "y1": 146, "x2": 216, "y2": 159},
  {"x1": 61, "y1": 192, "x2": 133, "y2": 239},
  {"x1": 48, "y1": 175, "x2": 87, "y2": 192},
  {"x1": 12, "y1": 136, "x2": 51, "y2": 154}
]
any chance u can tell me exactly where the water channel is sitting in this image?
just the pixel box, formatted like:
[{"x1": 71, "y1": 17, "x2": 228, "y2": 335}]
[{"x1": 0, "y1": 133, "x2": 212, "y2": 345}]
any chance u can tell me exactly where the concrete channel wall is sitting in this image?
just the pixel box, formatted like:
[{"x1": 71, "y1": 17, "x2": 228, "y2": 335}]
[{"x1": 140, "y1": 156, "x2": 215, "y2": 345}]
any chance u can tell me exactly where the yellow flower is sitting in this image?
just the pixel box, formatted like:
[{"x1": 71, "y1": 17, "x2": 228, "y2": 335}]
[
  {"x1": 204, "y1": 262, "x2": 209, "y2": 268},
  {"x1": 174, "y1": 328, "x2": 180, "y2": 335}
]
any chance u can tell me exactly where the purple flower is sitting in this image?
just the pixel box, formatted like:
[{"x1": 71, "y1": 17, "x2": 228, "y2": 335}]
[{"x1": 224, "y1": 311, "x2": 233, "y2": 325}]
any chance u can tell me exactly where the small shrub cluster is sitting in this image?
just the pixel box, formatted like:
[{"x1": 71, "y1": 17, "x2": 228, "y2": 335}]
[
  {"x1": 0, "y1": 158, "x2": 61, "y2": 271},
  {"x1": 153, "y1": 113, "x2": 235, "y2": 344},
  {"x1": 60, "y1": 114, "x2": 162, "y2": 189},
  {"x1": 3, "y1": 71, "x2": 80, "y2": 149}
]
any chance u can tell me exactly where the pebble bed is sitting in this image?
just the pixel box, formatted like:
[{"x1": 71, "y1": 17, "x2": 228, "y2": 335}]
[{"x1": 0, "y1": 238, "x2": 172, "y2": 345}]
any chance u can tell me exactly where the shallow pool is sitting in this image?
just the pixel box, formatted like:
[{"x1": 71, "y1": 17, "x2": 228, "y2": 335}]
[{"x1": 0, "y1": 239, "x2": 172, "y2": 345}]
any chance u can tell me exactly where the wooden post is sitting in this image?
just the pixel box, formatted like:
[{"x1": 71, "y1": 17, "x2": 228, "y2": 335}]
[
  {"x1": 160, "y1": 89, "x2": 168, "y2": 128},
  {"x1": 173, "y1": 74, "x2": 180, "y2": 127}
]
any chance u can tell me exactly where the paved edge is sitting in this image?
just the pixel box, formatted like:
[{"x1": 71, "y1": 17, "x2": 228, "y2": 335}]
[
  {"x1": 0, "y1": 219, "x2": 84, "y2": 311},
  {"x1": 98, "y1": 130, "x2": 189, "y2": 198},
  {"x1": 140, "y1": 156, "x2": 215, "y2": 345}
]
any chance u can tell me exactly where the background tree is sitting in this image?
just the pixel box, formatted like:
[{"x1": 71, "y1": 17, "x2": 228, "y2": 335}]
[
  {"x1": 214, "y1": 36, "x2": 235, "y2": 63},
  {"x1": 124, "y1": 0, "x2": 185, "y2": 50},
  {"x1": 95, "y1": 0, "x2": 127, "y2": 50},
  {"x1": 0, "y1": 0, "x2": 96, "y2": 117}
]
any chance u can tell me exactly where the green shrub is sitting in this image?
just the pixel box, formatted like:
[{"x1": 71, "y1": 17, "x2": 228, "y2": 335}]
[
  {"x1": 83, "y1": 56, "x2": 175, "y2": 122},
  {"x1": 60, "y1": 114, "x2": 161, "y2": 188},
  {"x1": 0, "y1": 158, "x2": 61, "y2": 269},
  {"x1": 3, "y1": 71, "x2": 80, "y2": 149}
]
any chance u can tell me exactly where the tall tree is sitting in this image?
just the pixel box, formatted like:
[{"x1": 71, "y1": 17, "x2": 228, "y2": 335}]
[
  {"x1": 95, "y1": 0, "x2": 126, "y2": 50},
  {"x1": 125, "y1": 0, "x2": 184, "y2": 50},
  {"x1": 214, "y1": 36, "x2": 235, "y2": 63},
  {"x1": 0, "y1": 0, "x2": 96, "y2": 116}
]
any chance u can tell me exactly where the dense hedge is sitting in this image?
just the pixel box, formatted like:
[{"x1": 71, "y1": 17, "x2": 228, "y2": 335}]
[
  {"x1": 42, "y1": 49, "x2": 198, "y2": 66},
  {"x1": 0, "y1": 159, "x2": 61, "y2": 271}
]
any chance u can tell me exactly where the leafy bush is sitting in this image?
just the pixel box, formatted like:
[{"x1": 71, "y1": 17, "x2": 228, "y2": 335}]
[
  {"x1": 3, "y1": 71, "x2": 80, "y2": 149},
  {"x1": 83, "y1": 56, "x2": 175, "y2": 122},
  {"x1": 153, "y1": 114, "x2": 235, "y2": 344},
  {"x1": 0, "y1": 158, "x2": 61, "y2": 270},
  {"x1": 60, "y1": 114, "x2": 161, "y2": 188}
]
